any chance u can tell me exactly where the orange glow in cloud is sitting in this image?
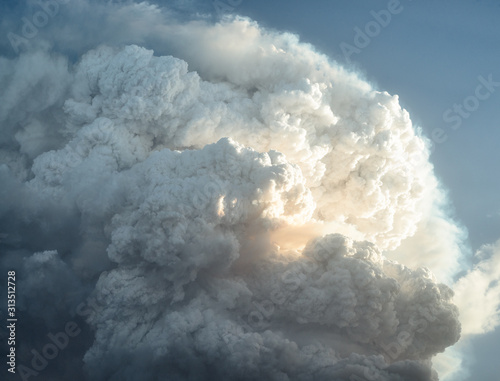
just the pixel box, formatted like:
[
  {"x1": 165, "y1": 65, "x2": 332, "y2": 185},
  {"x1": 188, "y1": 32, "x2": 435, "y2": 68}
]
[{"x1": 269, "y1": 220, "x2": 365, "y2": 252}]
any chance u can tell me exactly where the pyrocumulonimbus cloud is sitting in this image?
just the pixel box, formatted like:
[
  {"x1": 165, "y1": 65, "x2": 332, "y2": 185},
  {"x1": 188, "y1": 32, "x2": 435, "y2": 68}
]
[{"x1": 1, "y1": 2, "x2": 499, "y2": 381}]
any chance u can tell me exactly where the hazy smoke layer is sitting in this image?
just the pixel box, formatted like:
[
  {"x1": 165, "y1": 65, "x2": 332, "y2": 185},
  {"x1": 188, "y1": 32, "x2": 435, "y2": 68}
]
[{"x1": 1, "y1": 4, "x2": 490, "y2": 381}]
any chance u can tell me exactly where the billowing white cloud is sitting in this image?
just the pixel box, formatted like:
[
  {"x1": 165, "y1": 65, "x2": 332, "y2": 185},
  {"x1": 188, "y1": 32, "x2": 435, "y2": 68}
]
[
  {"x1": 1, "y1": 2, "x2": 496, "y2": 380},
  {"x1": 453, "y1": 240, "x2": 500, "y2": 336},
  {"x1": 56, "y1": 32, "x2": 441, "y2": 255}
]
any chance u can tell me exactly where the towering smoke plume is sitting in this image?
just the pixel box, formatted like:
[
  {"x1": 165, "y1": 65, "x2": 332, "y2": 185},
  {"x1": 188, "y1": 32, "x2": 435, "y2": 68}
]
[{"x1": 1, "y1": 2, "x2": 498, "y2": 380}]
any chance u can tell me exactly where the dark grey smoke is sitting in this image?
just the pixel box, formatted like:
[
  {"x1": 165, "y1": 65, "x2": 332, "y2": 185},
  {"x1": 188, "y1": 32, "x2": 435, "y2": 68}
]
[{"x1": 4, "y1": 2, "x2": 495, "y2": 381}]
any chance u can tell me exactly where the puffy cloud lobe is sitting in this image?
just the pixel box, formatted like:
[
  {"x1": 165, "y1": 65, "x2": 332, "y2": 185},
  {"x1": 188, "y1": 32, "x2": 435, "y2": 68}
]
[
  {"x1": 82, "y1": 234, "x2": 457, "y2": 380},
  {"x1": 60, "y1": 39, "x2": 433, "y2": 252},
  {"x1": 243, "y1": 235, "x2": 460, "y2": 359},
  {"x1": 0, "y1": 8, "x2": 477, "y2": 381},
  {"x1": 453, "y1": 239, "x2": 500, "y2": 336},
  {"x1": 0, "y1": 50, "x2": 71, "y2": 181},
  {"x1": 105, "y1": 138, "x2": 314, "y2": 299},
  {"x1": 17, "y1": 251, "x2": 85, "y2": 326}
]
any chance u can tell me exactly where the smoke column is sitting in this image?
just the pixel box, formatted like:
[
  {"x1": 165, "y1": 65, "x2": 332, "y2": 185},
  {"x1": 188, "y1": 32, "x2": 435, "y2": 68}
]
[{"x1": 1, "y1": 2, "x2": 499, "y2": 380}]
